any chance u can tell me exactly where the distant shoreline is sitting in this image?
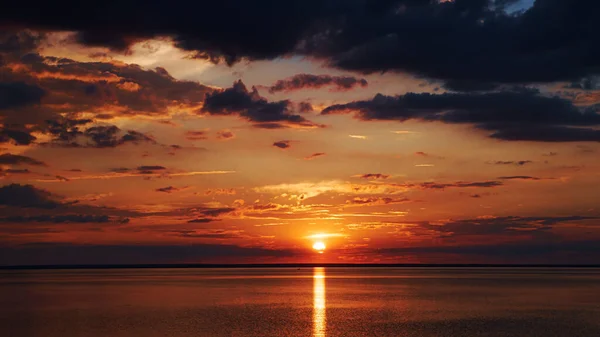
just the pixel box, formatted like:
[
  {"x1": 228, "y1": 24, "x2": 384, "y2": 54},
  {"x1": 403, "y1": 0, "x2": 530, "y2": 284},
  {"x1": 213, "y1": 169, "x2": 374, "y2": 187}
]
[{"x1": 2, "y1": 263, "x2": 600, "y2": 270}]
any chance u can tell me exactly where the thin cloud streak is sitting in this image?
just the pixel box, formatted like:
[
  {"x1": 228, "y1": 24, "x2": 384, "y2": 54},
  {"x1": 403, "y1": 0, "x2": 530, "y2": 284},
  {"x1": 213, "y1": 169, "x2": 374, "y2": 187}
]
[{"x1": 33, "y1": 170, "x2": 236, "y2": 183}]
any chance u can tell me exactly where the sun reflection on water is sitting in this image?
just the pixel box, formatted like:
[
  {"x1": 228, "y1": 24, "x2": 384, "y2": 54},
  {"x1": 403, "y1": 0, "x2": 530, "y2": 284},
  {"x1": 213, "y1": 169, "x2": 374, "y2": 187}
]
[{"x1": 313, "y1": 267, "x2": 326, "y2": 337}]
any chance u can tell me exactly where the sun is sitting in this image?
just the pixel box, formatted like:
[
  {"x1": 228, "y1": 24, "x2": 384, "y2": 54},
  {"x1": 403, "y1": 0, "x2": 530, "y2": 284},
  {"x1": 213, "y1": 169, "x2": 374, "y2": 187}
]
[{"x1": 312, "y1": 241, "x2": 326, "y2": 253}]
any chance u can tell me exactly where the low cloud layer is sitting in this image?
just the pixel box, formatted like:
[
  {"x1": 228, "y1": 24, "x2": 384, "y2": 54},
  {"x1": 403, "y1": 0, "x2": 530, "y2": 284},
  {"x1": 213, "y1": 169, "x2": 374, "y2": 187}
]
[
  {"x1": 322, "y1": 90, "x2": 600, "y2": 142},
  {"x1": 268, "y1": 74, "x2": 367, "y2": 93}
]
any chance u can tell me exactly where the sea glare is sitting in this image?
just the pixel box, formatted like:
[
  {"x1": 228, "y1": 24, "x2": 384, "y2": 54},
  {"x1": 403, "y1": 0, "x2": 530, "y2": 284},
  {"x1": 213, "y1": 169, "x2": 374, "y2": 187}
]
[{"x1": 1, "y1": 267, "x2": 600, "y2": 336}]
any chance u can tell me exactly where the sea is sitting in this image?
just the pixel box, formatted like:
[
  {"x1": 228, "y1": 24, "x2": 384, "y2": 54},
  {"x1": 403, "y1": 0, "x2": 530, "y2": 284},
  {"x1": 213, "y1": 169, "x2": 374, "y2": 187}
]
[{"x1": 1, "y1": 267, "x2": 600, "y2": 336}]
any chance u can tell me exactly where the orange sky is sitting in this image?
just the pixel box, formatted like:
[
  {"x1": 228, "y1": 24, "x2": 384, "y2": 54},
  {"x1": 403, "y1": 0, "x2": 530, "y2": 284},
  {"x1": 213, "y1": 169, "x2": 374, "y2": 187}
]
[{"x1": 1, "y1": 33, "x2": 599, "y2": 265}]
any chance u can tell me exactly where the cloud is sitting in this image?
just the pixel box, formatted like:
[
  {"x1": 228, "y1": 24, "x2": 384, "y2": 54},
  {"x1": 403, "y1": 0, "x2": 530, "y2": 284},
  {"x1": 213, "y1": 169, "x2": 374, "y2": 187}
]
[
  {"x1": 199, "y1": 207, "x2": 236, "y2": 217},
  {"x1": 3, "y1": 1, "x2": 597, "y2": 88},
  {"x1": 0, "y1": 184, "x2": 59, "y2": 208},
  {"x1": 273, "y1": 140, "x2": 291, "y2": 149},
  {"x1": 257, "y1": 179, "x2": 505, "y2": 199},
  {"x1": 0, "y1": 30, "x2": 45, "y2": 55},
  {"x1": 187, "y1": 218, "x2": 218, "y2": 224},
  {"x1": 155, "y1": 186, "x2": 188, "y2": 193},
  {"x1": 418, "y1": 181, "x2": 504, "y2": 189},
  {"x1": 491, "y1": 160, "x2": 533, "y2": 166},
  {"x1": 34, "y1": 169, "x2": 234, "y2": 183},
  {"x1": 41, "y1": 120, "x2": 157, "y2": 148},
  {"x1": 268, "y1": 74, "x2": 367, "y2": 93},
  {"x1": 137, "y1": 166, "x2": 166, "y2": 174},
  {"x1": 322, "y1": 90, "x2": 600, "y2": 142},
  {"x1": 0, "y1": 51, "x2": 213, "y2": 129},
  {"x1": 298, "y1": 102, "x2": 314, "y2": 113},
  {"x1": 375, "y1": 239, "x2": 600, "y2": 264},
  {"x1": 304, "y1": 152, "x2": 325, "y2": 160},
  {"x1": 0, "y1": 153, "x2": 46, "y2": 166},
  {"x1": 1, "y1": 168, "x2": 31, "y2": 174},
  {"x1": 349, "y1": 135, "x2": 367, "y2": 139},
  {"x1": 346, "y1": 197, "x2": 410, "y2": 206},
  {"x1": 202, "y1": 80, "x2": 323, "y2": 129},
  {"x1": 216, "y1": 129, "x2": 234, "y2": 140},
  {"x1": 498, "y1": 176, "x2": 544, "y2": 181},
  {"x1": 173, "y1": 229, "x2": 248, "y2": 239},
  {"x1": 0, "y1": 214, "x2": 122, "y2": 223},
  {"x1": 420, "y1": 216, "x2": 598, "y2": 238},
  {"x1": 0, "y1": 128, "x2": 37, "y2": 145},
  {"x1": 415, "y1": 152, "x2": 444, "y2": 159},
  {"x1": 185, "y1": 130, "x2": 209, "y2": 140},
  {"x1": 354, "y1": 173, "x2": 390, "y2": 180},
  {"x1": 0, "y1": 82, "x2": 45, "y2": 109},
  {"x1": 204, "y1": 188, "x2": 236, "y2": 196}
]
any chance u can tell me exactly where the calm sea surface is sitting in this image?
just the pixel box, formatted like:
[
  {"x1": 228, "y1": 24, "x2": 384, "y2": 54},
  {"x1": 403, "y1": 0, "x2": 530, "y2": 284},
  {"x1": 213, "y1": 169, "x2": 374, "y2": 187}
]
[{"x1": 1, "y1": 267, "x2": 600, "y2": 336}]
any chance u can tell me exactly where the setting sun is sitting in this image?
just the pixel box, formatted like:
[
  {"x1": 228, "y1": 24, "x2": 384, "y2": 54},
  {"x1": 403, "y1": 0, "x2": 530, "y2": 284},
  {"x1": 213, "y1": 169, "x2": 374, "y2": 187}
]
[{"x1": 312, "y1": 241, "x2": 326, "y2": 253}]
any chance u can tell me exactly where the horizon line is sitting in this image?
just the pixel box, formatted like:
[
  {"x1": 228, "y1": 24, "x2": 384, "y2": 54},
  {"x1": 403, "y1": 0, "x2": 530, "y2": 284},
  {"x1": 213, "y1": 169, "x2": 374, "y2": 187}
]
[{"x1": 2, "y1": 263, "x2": 600, "y2": 270}]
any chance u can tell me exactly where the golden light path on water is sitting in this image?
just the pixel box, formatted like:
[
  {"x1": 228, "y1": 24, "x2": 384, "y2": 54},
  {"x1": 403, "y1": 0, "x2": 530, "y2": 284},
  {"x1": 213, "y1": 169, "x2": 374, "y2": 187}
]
[{"x1": 313, "y1": 267, "x2": 326, "y2": 337}]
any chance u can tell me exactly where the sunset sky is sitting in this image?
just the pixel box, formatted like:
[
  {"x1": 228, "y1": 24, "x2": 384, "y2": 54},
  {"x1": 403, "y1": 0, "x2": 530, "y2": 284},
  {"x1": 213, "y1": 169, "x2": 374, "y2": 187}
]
[{"x1": 1, "y1": 0, "x2": 599, "y2": 265}]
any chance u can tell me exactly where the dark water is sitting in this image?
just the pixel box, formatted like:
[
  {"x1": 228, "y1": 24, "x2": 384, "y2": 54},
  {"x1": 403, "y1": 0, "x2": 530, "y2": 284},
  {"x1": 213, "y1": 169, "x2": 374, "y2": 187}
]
[{"x1": 1, "y1": 268, "x2": 600, "y2": 336}]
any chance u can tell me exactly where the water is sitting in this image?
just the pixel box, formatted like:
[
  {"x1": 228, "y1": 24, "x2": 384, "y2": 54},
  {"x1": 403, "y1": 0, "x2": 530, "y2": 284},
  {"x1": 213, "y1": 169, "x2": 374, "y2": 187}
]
[{"x1": 1, "y1": 267, "x2": 600, "y2": 336}]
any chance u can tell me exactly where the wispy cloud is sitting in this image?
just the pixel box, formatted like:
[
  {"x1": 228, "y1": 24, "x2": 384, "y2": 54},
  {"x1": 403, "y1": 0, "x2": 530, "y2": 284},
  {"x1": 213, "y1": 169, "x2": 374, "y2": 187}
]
[{"x1": 34, "y1": 170, "x2": 235, "y2": 183}]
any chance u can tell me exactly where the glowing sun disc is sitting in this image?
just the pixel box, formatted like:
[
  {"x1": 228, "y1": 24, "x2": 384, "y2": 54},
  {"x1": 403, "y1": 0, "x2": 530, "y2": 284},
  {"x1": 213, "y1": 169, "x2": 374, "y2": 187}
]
[{"x1": 313, "y1": 241, "x2": 326, "y2": 252}]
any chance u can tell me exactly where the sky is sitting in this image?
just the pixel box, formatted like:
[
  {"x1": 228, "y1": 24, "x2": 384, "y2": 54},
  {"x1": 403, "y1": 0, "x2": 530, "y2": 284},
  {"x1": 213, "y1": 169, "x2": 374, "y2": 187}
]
[{"x1": 0, "y1": 0, "x2": 599, "y2": 265}]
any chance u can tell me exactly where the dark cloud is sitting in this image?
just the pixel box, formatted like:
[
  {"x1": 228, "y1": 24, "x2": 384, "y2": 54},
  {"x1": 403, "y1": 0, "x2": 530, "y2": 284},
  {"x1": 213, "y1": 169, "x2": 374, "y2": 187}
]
[
  {"x1": 110, "y1": 167, "x2": 130, "y2": 173},
  {"x1": 322, "y1": 90, "x2": 600, "y2": 142},
  {"x1": 0, "y1": 52, "x2": 212, "y2": 129},
  {"x1": 419, "y1": 181, "x2": 503, "y2": 189},
  {"x1": 0, "y1": 31, "x2": 44, "y2": 55},
  {"x1": 442, "y1": 80, "x2": 501, "y2": 93},
  {"x1": 199, "y1": 207, "x2": 236, "y2": 217},
  {"x1": 202, "y1": 80, "x2": 323, "y2": 129},
  {"x1": 0, "y1": 1, "x2": 329, "y2": 64},
  {"x1": 0, "y1": 128, "x2": 37, "y2": 145},
  {"x1": 304, "y1": 0, "x2": 600, "y2": 86},
  {"x1": 0, "y1": 82, "x2": 45, "y2": 109},
  {"x1": 155, "y1": 186, "x2": 186, "y2": 193},
  {"x1": 41, "y1": 119, "x2": 156, "y2": 148},
  {"x1": 1, "y1": 168, "x2": 31, "y2": 174},
  {"x1": 174, "y1": 229, "x2": 246, "y2": 239},
  {"x1": 3, "y1": 1, "x2": 599, "y2": 88},
  {"x1": 419, "y1": 216, "x2": 598, "y2": 238},
  {"x1": 304, "y1": 152, "x2": 326, "y2": 160},
  {"x1": 187, "y1": 218, "x2": 218, "y2": 224},
  {"x1": 355, "y1": 173, "x2": 390, "y2": 180},
  {"x1": 0, "y1": 153, "x2": 46, "y2": 166},
  {"x1": 298, "y1": 102, "x2": 314, "y2": 113},
  {"x1": 185, "y1": 130, "x2": 208, "y2": 140},
  {"x1": 0, "y1": 184, "x2": 59, "y2": 208},
  {"x1": 498, "y1": 176, "x2": 544, "y2": 181},
  {"x1": 268, "y1": 74, "x2": 367, "y2": 93},
  {"x1": 273, "y1": 140, "x2": 291, "y2": 149},
  {"x1": 81, "y1": 125, "x2": 155, "y2": 148},
  {"x1": 137, "y1": 166, "x2": 166, "y2": 174},
  {"x1": 216, "y1": 129, "x2": 235, "y2": 140},
  {"x1": 376, "y1": 239, "x2": 600, "y2": 264},
  {"x1": 0, "y1": 214, "x2": 116, "y2": 223},
  {"x1": 489, "y1": 125, "x2": 600, "y2": 142},
  {"x1": 491, "y1": 160, "x2": 533, "y2": 166}
]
